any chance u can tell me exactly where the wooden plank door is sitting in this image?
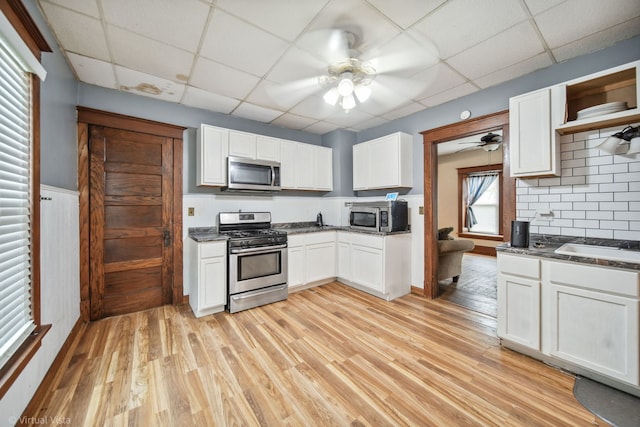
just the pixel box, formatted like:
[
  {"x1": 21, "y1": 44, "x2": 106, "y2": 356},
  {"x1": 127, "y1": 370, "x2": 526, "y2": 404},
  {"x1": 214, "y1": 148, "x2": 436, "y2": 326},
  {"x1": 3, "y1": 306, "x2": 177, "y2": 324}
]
[{"x1": 89, "y1": 125, "x2": 173, "y2": 319}]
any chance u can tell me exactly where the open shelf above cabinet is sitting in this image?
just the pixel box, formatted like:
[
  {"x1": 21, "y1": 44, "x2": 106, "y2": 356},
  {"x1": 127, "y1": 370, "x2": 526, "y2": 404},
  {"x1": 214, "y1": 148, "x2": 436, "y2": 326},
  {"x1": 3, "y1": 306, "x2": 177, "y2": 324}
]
[{"x1": 556, "y1": 61, "x2": 640, "y2": 135}]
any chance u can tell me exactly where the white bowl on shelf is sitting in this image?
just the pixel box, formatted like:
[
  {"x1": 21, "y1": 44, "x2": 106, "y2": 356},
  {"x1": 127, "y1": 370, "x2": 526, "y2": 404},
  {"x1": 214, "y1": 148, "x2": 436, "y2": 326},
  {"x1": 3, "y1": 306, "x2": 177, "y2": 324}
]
[{"x1": 576, "y1": 101, "x2": 628, "y2": 120}]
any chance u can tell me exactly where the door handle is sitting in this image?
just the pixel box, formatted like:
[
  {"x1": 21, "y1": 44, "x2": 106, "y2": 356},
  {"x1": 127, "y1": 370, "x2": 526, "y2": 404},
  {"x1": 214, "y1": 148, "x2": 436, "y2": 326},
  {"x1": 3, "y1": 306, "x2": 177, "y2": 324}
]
[{"x1": 163, "y1": 230, "x2": 171, "y2": 247}]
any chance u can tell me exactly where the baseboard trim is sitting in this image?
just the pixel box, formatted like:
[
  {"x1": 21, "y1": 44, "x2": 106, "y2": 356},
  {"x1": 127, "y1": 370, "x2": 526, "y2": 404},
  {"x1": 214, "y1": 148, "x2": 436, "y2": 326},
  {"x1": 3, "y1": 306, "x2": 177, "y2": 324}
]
[
  {"x1": 20, "y1": 318, "x2": 87, "y2": 420},
  {"x1": 411, "y1": 286, "x2": 424, "y2": 296}
]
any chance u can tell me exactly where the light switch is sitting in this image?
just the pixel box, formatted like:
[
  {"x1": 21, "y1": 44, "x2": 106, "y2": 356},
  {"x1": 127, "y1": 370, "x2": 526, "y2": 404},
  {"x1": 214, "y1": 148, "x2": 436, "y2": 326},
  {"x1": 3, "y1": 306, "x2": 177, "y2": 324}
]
[
  {"x1": 188, "y1": 207, "x2": 195, "y2": 216},
  {"x1": 418, "y1": 206, "x2": 424, "y2": 215}
]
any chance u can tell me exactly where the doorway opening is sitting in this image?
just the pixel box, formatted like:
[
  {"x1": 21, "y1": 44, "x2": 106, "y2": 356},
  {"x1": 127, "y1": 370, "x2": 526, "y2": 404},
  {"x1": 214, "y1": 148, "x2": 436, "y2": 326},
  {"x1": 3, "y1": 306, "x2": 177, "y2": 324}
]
[{"x1": 421, "y1": 111, "x2": 515, "y2": 302}]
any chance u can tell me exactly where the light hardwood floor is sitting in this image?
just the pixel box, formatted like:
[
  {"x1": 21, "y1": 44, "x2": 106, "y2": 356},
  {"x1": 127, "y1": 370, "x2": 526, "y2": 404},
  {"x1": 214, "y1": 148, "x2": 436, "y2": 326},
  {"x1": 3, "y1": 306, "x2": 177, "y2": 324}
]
[{"x1": 24, "y1": 282, "x2": 606, "y2": 426}]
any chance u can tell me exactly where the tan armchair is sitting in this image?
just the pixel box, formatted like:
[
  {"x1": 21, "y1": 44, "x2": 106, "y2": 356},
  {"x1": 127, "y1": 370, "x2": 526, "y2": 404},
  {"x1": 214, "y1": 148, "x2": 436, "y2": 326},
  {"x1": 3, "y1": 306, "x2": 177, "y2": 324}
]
[{"x1": 437, "y1": 238, "x2": 475, "y2": 282}]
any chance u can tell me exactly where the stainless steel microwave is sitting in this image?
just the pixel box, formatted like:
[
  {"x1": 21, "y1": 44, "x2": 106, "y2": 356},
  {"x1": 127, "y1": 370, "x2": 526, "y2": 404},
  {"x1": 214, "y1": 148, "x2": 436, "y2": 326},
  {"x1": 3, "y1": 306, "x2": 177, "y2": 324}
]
[
  {"x1": 349, "y1": 201, "x2": 409, "y2": 233},
  {"x1": 224, "y1": 156, "x2": 281, "y2": 192}
]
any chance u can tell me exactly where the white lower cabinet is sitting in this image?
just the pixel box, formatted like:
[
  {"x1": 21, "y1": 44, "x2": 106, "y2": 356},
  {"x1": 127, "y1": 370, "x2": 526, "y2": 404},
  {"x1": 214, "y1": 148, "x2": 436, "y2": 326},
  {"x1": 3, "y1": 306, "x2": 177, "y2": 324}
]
[
  {"x1": 187, "y1": 239, "x2": 227, "y2": 317},
  {"x1": 497, "y1": 254, "x2": 541, "y2": 350},
  {"x1": 337, "y1": 231, "x2": 411, "y2": 301},
  {"x1": 498, "y1": 252, "x2": 640, "y2": 394},
  {"x1": 287, "y1": 232, "x2": 336, "y2": 290}
]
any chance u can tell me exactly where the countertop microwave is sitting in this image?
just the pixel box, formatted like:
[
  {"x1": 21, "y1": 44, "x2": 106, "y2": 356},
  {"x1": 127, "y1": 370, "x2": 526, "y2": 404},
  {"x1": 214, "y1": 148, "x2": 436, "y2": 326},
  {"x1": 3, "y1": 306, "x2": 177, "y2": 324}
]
[
  {"x1": 349, "y1": 200, "x2": 409, "y2": 233},
  {"x1": 224, "y1": 156, "x2": 281, "y2": 192}
]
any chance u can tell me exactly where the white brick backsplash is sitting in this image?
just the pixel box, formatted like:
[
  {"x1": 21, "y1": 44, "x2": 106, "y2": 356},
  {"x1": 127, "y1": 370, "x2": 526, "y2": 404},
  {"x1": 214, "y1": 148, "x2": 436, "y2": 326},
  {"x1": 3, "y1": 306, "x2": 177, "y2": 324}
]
[
  {"x1": 600, "y1": 202, "x2": 628, "y2": 211},
  {"x1": 586, "y1": 229, "x2": 613, "y2": 239},
  {"x1": 614, "y1": 230, "x2": 640, "y2": 240},
  {"x1": 600, "y1": 220, "x2": 629, "y2": 230},
  {"x1": 615, "y1": 172, "x2": 640, "y2": 182},
  {"x1": 516, "y1": 128, "x2": 640, "y2": 240},
  {"x1": 599, "y1": 182, "x2": 628, "y2": 192},
  {"x1": 614, "y1": 192, "x2": 640, "y2": 202},
  {"x1": 587, "y1": 211, "x2": 613, "y2": 220},
  {"x1": 586, "y1": 193, "x2": 613, "y2": 202},
  {"x1": 599, "y1": 163, "x2": 628, "y2": 174},
  {"x1": 560, "y1": 176, "x2": 585, "y2": 185}
]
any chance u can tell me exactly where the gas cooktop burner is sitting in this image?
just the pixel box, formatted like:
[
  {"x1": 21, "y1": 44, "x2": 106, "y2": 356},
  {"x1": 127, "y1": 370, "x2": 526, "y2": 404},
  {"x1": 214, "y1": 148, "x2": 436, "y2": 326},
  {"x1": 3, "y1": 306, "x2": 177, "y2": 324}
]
[{"x1": 218, "y1": 211, "x2": 287, "y2": 250}]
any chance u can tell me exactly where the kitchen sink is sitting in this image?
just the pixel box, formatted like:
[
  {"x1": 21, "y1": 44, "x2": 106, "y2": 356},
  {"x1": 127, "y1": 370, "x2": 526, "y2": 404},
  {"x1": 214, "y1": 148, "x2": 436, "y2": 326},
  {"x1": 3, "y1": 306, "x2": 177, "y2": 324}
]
[{"x1": 554, "y1": 243, "x2": 640, "y2": 263}]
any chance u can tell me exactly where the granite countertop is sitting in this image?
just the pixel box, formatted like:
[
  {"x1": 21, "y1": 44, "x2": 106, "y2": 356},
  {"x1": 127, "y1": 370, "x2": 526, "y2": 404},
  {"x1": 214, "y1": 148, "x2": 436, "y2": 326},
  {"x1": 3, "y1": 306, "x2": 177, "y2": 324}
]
[
  {"x1": 496, "y1": 234, "x2": 640, "y2": 272},
  {"x1": 272, "y1": 222, "x2": 411, "y2": 236},
  {"x1": 188, "y1": 227, "x2": 228, "y2": 242}
]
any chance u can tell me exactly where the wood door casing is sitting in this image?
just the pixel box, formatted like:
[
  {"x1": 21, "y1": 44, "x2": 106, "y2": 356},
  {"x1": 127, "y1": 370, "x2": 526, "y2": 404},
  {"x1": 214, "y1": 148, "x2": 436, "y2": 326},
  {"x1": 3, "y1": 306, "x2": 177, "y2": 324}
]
[
  {"x1": 78, "y1": 108, "x2": 184, "y2": 322},
  {"x1": 89, "y1": 126, "x2": 174, "y2": 318}
]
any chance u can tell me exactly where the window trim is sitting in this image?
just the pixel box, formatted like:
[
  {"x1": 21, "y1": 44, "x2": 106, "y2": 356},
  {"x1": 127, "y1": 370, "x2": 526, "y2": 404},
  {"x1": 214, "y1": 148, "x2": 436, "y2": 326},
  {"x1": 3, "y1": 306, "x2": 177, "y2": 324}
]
[
  {"x1": 0, "y1": 0, "x2": 51, "y2": 399},
  {"x1": 457, "y1": 163, "x2": 504, "y2": 241}
]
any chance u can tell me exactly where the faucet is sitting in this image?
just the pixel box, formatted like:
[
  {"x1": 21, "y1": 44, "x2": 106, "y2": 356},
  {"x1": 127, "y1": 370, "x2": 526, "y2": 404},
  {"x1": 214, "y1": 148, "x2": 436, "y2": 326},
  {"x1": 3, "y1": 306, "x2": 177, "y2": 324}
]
[{"x1": 316, "y1": 212, "x2": 324, "y2": 227}]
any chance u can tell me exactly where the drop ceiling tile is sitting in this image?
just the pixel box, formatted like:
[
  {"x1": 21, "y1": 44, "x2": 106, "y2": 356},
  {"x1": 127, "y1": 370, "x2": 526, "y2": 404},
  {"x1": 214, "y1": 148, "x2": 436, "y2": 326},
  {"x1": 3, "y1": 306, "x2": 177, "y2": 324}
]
[
  {"x1": 200, "y1": 10, "x2": 289, "y2": 76},
  {"x1": 271, "y1": 113, "x2": 318, "y2": 130},
  {"x1": 303, "y1": 120, "x2": 341, "y2": 134},
  {"x1": 362, "y1": 33, "x2": 440, "y2": 77},
  {"x1": 101, "y1": 0, "x2": 210, "y2": 52},
  {"x1": 411, "y1": 62, "x2": 467, "y2": 99},
  {"x1": 365, "y1": 0, "x2": 446, "y2": 29},
  {"x1": 523, "y1": 0, "x2": 565, "y2": 15},
  {"x1": 181, "y1": 86, "x2": 240, "y2": 114},
  {"x1": 108, "y1": 26, "x2": 194, "y2": 83},
  {"x1": 216, "y1": 0, "x2": 327, "y2": 41},
  {"x1": 419, "y1": 82, "x2": 478, "y2": 107},
  {"x1": 446, "y1": 21, "x2": 545, "y2": 80},
  {"x1": 323, "y1": 108, "x2": 373, "y2": 127},
  {"x1": 473, "y1": 52, "x2": 553, "y2": 89},
  {"x1": 552, "y1": 17, "x2": 640, "y2": 62},
  {"x1": 246, "y1": 79, "x2": 316, "y2": 111},
  {"x1": 300, "y1": 0, "x2": 400, "y2": 54},
  {"x1": 381, "y1": 101, "x2": 426, "y2": 121},
  {"x1": 39, "y1": 1, "x2": 110, "y2": 61},
  {"x1": 350, "y1": 116, "x2": 390, "y2": 131},
  {"x1": 266, "y1": 46, "x2": 326, "y2": 84},
  {"x1": 535, "y1": 0, "x2": 640, "y2": 49},
  {"x1": 232, "y1": 102, "x2": 284, "y2": 123},
  {"x1": 288, "y1": 95, "x2": 337, "y2": 121},
  {"x1": 191, "y1": 57, "x2": 260, "y2": 100},
  {"x1": 115, "y1": 66, "x2": 185, "y2": 102},
  {"x1": 410, "y1": 0, "x2": 529, "y2": 58},
  {"x1": 66, "y1": 52, "x2": 116, "y2": 88},
  {"x1": 39, "y1": 0, "x2": 100, "y2": 18}
]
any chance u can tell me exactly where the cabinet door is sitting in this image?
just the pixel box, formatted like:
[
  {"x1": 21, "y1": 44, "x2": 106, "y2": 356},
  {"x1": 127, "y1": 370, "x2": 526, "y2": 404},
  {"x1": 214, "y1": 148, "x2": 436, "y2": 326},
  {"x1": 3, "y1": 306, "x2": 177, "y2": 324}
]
[
  {"x1": 199, "y1": 256, "x2": 226, "y2": 309},
  {"x1": 314, "y1": 146, "x2": 333, "y2": 191},
  {"x1": 287, "y1": 245, "x2": 305, "y2": 287},
  {"x1": 197, "y1": 125, "x2": 228, "y2": 186},
  {"x1": 368, "y1": 135, "x2": 399, "y2": 188},
  {"x1": 280, "y1": 140, "x2": 297, "y2": 189},
  {"x1": 497, "y1": 274, "x2": 541, "y2": 350},
  {"x1": 306, "y1": 242, "x2": 336, "y2": 282},
  {"x1": 352, "y1": 142, "x2": 368, "y2": 190},
  {"x1": 547, "y1": 282, "x2": 639, "y2": 385},
  {"x1": 351, "y1": 244, "x2": 384, "y2": 292},
  {"x1": 337, "y1": 241, "x2": 351, "y2": 281},
  {"x1": 228, "y1": 130, "x2": 256, "y2": 159},
  {"x1": 295, "y1": 143, "x2": 315, "y2": 189},
  {"x1": 509, "y1": 88, "x2": 559, "y2": 177},
  {"x1": 256, "y1": 135, "x2": 281, "y2": 162}
]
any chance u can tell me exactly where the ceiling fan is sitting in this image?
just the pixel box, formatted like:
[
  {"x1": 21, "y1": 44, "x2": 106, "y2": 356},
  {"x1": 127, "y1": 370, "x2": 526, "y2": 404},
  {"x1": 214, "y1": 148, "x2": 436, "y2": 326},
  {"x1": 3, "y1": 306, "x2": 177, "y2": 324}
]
[
  {"x1": 267, "y1": 28, "x2": 439, "y2": 113},
  {"x1": 457, "y1": 132, "x2": 503, "y2": 153}
]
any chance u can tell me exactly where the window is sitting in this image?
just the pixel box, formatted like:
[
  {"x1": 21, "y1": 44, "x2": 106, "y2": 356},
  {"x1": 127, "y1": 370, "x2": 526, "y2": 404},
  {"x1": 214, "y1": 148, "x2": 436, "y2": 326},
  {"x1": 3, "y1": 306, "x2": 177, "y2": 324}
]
[
  {"x1": 457, "y1": 165, "x2": 503, "y2": 239},
  {"x1": 0, "y1": 1, "x2": 50, "y2": 398}
]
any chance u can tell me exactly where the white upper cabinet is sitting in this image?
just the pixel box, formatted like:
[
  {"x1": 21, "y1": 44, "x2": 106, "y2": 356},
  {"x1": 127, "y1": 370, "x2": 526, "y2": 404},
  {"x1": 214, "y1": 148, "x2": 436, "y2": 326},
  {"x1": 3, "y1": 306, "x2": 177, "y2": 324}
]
[
  {"x1": 509, "y1": 88, "x2": 561, "y2": 177},
  {"x1": 197, "y1": 124, "x2": 331, "y2": 190},
  {"x1": 228, "y1": 130, "x2": 257, "y2": 159},
  {"x1": 353, "y1": 132, "x2": 412, "y2": 190},
  {"x1": 509, "y1": 60, "x2": 640, "y2": 178},
  {"x1": 197, "y1": 125, "x2": 228, "y2": 186}
]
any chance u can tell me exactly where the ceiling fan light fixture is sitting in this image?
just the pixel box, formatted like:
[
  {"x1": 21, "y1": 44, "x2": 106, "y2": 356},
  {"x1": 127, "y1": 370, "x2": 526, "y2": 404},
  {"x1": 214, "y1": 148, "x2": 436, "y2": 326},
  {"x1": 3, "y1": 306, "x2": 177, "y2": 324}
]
[
  {"x1": 354, "y1": 83, "x2": 371, "y2": 102},
  {"x1": 323, "y1": 87, "x2": 339, "y2": 106},
  {"x1": 337, "y1": 73, "x2": 354, "y2": 96},
  {"x1": 482, "y1": 142, "x2": 501, "y2": 152},
  {"x1": 341, "y1": 94, "x2": 356, "y2": 112}
]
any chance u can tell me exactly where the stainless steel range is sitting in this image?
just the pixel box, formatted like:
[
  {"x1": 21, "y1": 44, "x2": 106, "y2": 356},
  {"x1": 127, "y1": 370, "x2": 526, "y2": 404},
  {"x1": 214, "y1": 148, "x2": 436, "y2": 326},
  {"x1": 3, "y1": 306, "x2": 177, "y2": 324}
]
[{"x1": 218, "y1": 212, "x2": 288, "y2": 313}]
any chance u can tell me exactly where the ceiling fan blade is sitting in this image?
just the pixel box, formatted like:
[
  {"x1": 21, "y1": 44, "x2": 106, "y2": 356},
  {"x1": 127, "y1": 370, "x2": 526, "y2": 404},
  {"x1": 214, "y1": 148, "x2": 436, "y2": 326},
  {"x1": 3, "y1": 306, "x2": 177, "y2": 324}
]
[
  {"x1": 361, "y1": 33, "x2": 440, "y2": 76},
  {"x1": 297, "y1": 28, "x2": 353, "y2": 65},
  {"x1": 263, "y1": 77, "x2": 323, "y2": 109}
]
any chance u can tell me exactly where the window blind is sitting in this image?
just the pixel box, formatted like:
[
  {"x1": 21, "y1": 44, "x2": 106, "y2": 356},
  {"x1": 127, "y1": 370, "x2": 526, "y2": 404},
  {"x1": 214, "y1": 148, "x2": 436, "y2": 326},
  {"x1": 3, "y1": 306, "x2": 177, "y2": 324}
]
[{"x1": 0, "y1": 38, "x2": 35, "y2": 369}]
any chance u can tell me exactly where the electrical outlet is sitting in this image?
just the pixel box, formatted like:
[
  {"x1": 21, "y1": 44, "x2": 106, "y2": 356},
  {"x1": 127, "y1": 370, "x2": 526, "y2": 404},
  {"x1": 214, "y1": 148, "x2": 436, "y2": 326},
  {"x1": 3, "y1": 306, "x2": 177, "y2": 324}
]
[
  {"x1": 188, "y1": 207, "x2": 195, "y2": 216},
  {"x1": 418, "y1": 206, "x2": 424, "y2": 215}
]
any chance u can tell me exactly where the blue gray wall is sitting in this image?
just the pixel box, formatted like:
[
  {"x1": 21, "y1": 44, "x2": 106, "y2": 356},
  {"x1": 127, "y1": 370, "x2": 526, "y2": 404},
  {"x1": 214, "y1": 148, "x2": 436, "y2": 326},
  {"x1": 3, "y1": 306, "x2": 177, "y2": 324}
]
[{"x1": 29, "y1": 0, "x2": 640, "y2": 196}]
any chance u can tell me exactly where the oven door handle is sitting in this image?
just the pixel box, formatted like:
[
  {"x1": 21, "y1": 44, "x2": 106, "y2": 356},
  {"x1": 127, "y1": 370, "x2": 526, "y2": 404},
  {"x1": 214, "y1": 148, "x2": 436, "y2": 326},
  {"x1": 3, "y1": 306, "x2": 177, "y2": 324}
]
[
  {"x1": 231, "y1": 284, "x2": 287, "y2": 301},
  {"x1": 230, "y1": 243, "x2": 287, "y2": 254}
]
